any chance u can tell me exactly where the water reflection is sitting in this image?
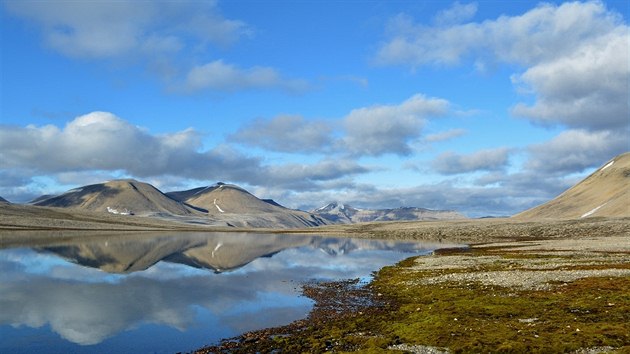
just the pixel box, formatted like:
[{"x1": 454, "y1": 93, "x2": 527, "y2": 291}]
[{"x1": 0, "y1": 232, "x2": 460, "y2": 353}]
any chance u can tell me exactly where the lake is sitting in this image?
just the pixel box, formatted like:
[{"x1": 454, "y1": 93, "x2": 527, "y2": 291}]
[{"x1": 0, "y1": 231, "x2": 461, "y2": 353}]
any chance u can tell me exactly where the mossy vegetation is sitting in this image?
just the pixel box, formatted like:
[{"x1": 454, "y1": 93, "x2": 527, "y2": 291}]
[
  {"x1": 197, "y1": 247, "x2": 629, "y2": 353},
  {"x1": 373, "y1": 262, "x2": 629, "y2": 353}
]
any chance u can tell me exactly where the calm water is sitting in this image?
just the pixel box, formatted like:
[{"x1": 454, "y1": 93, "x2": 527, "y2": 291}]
[{"x1": 0, "y1": 232, "x2": 461, "y2": 353}]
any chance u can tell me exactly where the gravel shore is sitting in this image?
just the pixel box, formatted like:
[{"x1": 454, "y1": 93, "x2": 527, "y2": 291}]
[{"x1": 412, "y1": 235, "x2": 630, "y2": 290}]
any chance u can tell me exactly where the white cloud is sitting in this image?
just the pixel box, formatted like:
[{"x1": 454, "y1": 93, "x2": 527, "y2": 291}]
[
  {"x1": 0, "y1": 112, "x2": 372, "y2": 196},
  {"x1": 3, "y1": 1, "x2": 288, "y2": 95},
  {"x1": 424, "y1": 128, "x2": 467, "y2": 143},
  {"x1": 432, "y1": 147, "x2": 511, "y2": 175},
  {"x1": 511, "y1": 27, "x2": 629, "y2": 130},
  {"x1": 183, "y1": 60, "x2": 308, "y2": 93},
  {"x1": 227, "y1": 93, "x2": 452, "y2": 157},
  {"x1": 264, "y1": 160, "x2": 370, "y2": 190},
  {"x1": 434, "y1": 2, "x2": 478, "y2": 26},
  {"x1": 342, "y1": 94, "x2": 449, "y2": 156},
  {"x1": 376, "y1": 1, "x2": 629, "y2": 132},
  {"x1": 4, "y1": 0, "x2": 249, "y2": 59},
  {"x1": 525, "y1": 129, "x2": 629, "y2": 174},
  {"x1": 229, "y1": 115, "x2": 333, "y2": 153}
]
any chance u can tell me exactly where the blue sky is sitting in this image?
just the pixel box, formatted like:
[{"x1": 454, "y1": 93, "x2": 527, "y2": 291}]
[{"x1": 1, "y1": 0, "x2": 628, "y2": 216}]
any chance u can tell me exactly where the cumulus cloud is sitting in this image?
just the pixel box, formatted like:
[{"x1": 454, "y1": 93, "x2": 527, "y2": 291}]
[
  {"x1": 183, "y1": 60, "x2": 309, "y2": 93},
  {"x1": 424, "y1": 128, "x2": 467, "y2": 143},
  {"x1": 227, "y1": 93, "x2": 451, "y2": 156},
  {"x1": 4, "y1": 0, "x2": 249, "y2": 59},
  {"x1": 525, "y1": 129, "x2": 629, "y2": 175},
  {"x1": 263, "y1": 160, "x2": 370, "y2": 190},
  {"x1": 432, "y1": 147, "x2": 511, "y2": 175},
  {"x1": 229, "y1": 115, "x2": 333, "y2": 153},
  {"x1": 376, "y1": 1, "x2": 629, "y2": 132},
  {"x1": 0, "y1": 112, "x2": 369, "y2": 193},
  {"x1": 0, "y1": 112, "x2": 202, "y2": 174},
  {"x1": 342, "y1": 94, "x2": 449, "y2": 156},
  {"x1": 511, "y1": 28, "x2": 629, "y2": 131},
  {"x1": 4, "y1": 1, "x2": 307, "y2": 94}
]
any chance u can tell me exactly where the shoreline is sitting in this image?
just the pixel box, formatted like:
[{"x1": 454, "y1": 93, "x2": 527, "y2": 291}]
[{"x1": 194, "y1": 220, "x2": 630, "y2": 353}]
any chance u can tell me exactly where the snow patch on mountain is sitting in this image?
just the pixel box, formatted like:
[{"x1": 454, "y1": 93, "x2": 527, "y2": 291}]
[
  {"x1": 213, "y1": 199, "x2": 225, "y2": 213},
  {"x1": 601, "y1": 160, "x2": 615, "y2": 171}
]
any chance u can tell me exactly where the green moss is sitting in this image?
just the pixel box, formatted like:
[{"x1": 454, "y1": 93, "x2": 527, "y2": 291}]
[{"x1": 369, "y1": 254, "x2": 630, "y2": 353}]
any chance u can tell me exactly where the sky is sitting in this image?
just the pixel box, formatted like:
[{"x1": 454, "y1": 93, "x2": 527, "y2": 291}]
[{"x1": 0, "y1": 0, "x2": 628, "y2": 217}]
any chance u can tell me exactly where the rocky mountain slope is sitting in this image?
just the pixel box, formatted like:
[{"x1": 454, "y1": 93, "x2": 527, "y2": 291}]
[
  {"x1": 514, "y1": 152, "x2": 630, "y2": 220},
  {"x1": 168, "y1": 183, "x2": 328, "y2": 228},
  {"x1": 34, "y1": 179, "x2": 195, "y2": 217},
  {"x1": 311, "y1": 202, "x2": 467, "y2": 224}
]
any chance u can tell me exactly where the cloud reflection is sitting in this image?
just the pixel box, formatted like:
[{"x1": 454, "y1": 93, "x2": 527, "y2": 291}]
[{"x1": 0, "y1": 232, "x2": 460, "y2": 349}]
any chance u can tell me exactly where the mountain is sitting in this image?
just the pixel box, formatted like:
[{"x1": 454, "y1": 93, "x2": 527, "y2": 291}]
[
  {"x1": 311, "y1": 202, "x2": 467, "y2": 224},
  {"x1": 311, "y1": 203, "x2": 359, "y2": 223},
  {"x1": 169, "y1": 183, "x2": 328, "y2": 228},
  {"x1": 0, "y1": 196, "x2": 9, "y2": 204},
  {"x1": 34, "y1": 179, "x2": 195, "y2": 217},
  {"x1": 29, "y1": 195, "x2": 57, "y2": 204},
  {"x1": 514, "y1": 152, "x2": 630, "y2": 220}
]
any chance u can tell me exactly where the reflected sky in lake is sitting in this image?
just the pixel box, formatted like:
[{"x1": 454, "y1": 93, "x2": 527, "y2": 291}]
[{"x1": 0, "y1": 232, "x2": 461, "y2": 353}]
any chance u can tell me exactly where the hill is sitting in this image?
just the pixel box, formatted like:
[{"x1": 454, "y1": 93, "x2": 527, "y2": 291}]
[
  {"x1": 29, "y1": 194, "x2": 59, "y2": 204},
  {"x1": 34, "y1": 179, "x2": 195, "y2": 217},
  {"x1": 170, "y1": 183, "x2": 328, "y2": 228},
  {"x1": 0, "y1": 196, "x2": 9, "y2": 204},
  {"x1": 514, "y1": 152, "x2": 630, "y2": 220},
  {"x1": 312, "y1": 202, "x2": 467, "y2": 224}
]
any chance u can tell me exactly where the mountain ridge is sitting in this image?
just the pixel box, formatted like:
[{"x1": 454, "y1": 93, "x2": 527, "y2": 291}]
[{"x1": 311, "y1": 201, "x2": 467, "y2": 224}]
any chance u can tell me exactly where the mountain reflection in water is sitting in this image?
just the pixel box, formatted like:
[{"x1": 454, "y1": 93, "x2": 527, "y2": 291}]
[{"x1": 0, "y1": 232, "x2": 461, "y2": 354}]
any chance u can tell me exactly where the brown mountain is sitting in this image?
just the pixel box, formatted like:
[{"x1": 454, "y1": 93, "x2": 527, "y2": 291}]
[
  {"x1": 513, "y1": 152, "x2": 630, "y2": 220},
  {"x1": 34, "y1": 179, "x2": 195, "y2": 217},
  {"x1": 169, "y1": 183, "x2": 328, "y2": 228}
]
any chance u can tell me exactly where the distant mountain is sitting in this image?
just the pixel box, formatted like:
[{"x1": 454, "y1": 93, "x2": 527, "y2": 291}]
[
  {"x1": 169, "y1": 183, "x2": 328, "y2": 228},
  {"x1": 311, "y1": 203, "x2": 359, "y2": 223},
  {"x1": 0, "y1": 196, "x2": 9, "y2": 204},
  {"x1": 311, "y1": 202, "x2": 466, "y2": 224},
  {"x1": 34, "y1": 179, "x2": 195, "y2": 217},
  {"x1": 514, "y1": 152, "x2": 630, "y2": 220}
]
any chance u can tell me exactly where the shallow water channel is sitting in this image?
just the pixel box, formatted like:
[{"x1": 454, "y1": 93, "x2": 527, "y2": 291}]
[{"x1": 0, "y1": 231, "x2": 461, "y2": 353}]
